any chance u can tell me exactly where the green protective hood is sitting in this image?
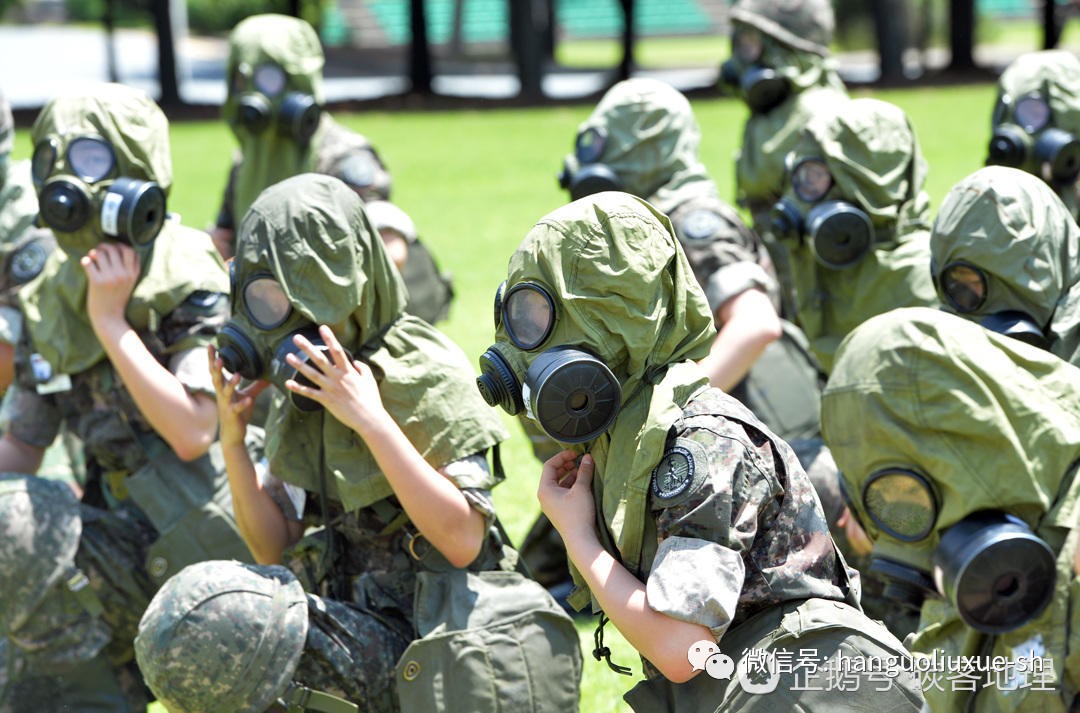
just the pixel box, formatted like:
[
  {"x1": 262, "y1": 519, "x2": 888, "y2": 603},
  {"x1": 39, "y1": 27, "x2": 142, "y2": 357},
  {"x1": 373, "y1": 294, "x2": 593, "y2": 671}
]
[
  {"x1": 729, "y1": 0, "x2": 835, "y2": 57},
  {"x1": 18, "y1": 219, "x2": 228, "y2": 375},
  {"x1": 821, "y1": 306, "x2": 1080, "y2": 570},
  {"x1": 565, "y1": 78, "x2": 714, "y2": 214},
  {"x1": 499, "y1": 192, "x2": 715, "y2": 607},
  {"x1": 240, "y1": 174, "x2": 506, "y2": 511},
  {"x1": 224, "y1": 14, "x2": 327, "y2": 224},
  {"x1": 31, "y1": 83, "x2": 172, "y2": 259},
  {"x1": 736, "y1": 85, "x2": 849, "y2": 222},
  {"x1": 930, "y1": 165, "x2": 1080, "y2": 364},
  {"x1": 996, "y1": 50, "x2": 1080, "y2": 137},
  {"x1": 780, "y1": 98, "x2": 936, "y2": 371}
]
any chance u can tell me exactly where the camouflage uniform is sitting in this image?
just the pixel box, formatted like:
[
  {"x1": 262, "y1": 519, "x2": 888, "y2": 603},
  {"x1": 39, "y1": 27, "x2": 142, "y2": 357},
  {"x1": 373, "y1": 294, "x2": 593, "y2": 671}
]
[{"x1": 0, "y1": 89, "x2": 83, "y2": 488}]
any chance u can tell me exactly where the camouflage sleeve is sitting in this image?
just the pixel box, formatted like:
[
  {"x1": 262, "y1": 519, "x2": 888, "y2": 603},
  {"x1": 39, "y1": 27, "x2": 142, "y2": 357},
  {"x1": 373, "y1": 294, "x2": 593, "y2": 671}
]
[
  {"x1": 158, "y1": 290, "x2": 229, "y2": 357},
  {"x1": 5, "y1": 381, "x2": 61, "y2": 449},
  {"x1": 704, "y1": 261, "x2": 775, "y2": 315},
  {"x1": 645, "y1": 423, "x2": 781, "y2": 637},
  {"x1": 441, "y1": 453, "x2": 497, "y2": 527}
]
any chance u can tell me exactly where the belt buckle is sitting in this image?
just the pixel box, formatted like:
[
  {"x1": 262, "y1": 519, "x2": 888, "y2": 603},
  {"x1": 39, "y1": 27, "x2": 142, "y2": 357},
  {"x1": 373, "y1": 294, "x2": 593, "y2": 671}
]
[{"x1": 404, "y1": 527, "x2": 429, "y2": 561}]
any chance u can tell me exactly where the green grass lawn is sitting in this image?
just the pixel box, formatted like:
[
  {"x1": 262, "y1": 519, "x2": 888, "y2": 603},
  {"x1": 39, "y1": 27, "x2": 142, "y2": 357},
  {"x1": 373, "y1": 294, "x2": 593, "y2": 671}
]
[{"x1": 16, "y1": 79, "x2": 996, "y2": 713}]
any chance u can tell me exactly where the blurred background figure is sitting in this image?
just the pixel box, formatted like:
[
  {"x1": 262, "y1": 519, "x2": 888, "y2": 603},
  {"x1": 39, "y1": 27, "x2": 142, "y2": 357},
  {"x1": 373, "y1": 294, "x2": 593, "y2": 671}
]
[{"x1": 986, "y1": 49, "x2": 1080, "y2": 222}]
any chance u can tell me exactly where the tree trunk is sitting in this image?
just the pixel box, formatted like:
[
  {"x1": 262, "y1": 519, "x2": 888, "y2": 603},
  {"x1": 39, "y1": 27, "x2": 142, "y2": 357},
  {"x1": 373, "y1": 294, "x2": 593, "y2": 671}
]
[
  {"x1": 947, "y1": 0, "x2": 976, "y2": 72},
  {"x1": 153, "y1": 0, "x2": 180, "y2": 106},
  {"x1": 619, "y1": 0, "x2": 635, "y2": 80},
  {"x1": 409, "y1": 0, "x2": 433, "y2": 94},
  {"x1": 873, "y1": 0, "x2": 908, "y2": 82}
]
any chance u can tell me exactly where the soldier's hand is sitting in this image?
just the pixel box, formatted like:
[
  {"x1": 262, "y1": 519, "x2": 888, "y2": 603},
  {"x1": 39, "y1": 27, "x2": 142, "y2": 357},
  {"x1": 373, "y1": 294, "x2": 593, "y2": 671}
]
[
  {"x1": 208, "y1": 345, "x2": 266, "y2": 448},
  {"x1": 837, "y1": 506, "x2": 873, "y2": 557},
  {"x1": 538, "y1": 450, "x2": 597, "y2": 540},
  {"x1": 81, "y1": 243, "x2": 140, "y2": 330}
]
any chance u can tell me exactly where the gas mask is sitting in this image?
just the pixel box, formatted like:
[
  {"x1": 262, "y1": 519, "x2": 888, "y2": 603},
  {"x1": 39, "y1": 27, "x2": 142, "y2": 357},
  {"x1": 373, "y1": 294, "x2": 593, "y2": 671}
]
[
  {"x1": 987, "y1": 93, "x2": 1080, "y2": 185},
  {"x1": 31, "y1": 135, "x2": 166, "y2": 249},
  {"x1": 230, "y1": 62, "x2": 322, "y2": 145},
  {"x1": 476, "y1": 280, "x2": 622, "y2": 444},
  {"x1": 934, "y1": 260, "x2": 1050, "y2": 350},
  {"x1": 719, "y1": 25, "x2": 790, "y2": 115},
  {"x1": 557, "y1": 127, "x2": 622, "y2": 201},
  {"x1": 215, "y1": 271, "x2": 346, "y2": 412},
  {"x1": 856, "y1": 467, "x2": 1056, "y2": 634},
  {"x1": 771, "y1": 157, "x2": 875, "y2": 269}
]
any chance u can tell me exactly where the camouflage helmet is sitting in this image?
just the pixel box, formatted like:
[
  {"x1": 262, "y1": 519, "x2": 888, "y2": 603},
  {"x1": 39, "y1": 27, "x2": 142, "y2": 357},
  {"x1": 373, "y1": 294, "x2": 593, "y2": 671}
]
[
  {"x1": 0, "y1": 87, "x2": 13, "y2": 157},
  {"x1": 729, "y1": 0, "x2": 835, "y2": 56},
  {"x1": 0, "y1": 473, "x2": 87, "y2": 639},
  {"x1": 135, "y1": 560, "x2": 309, "y2": 713}
]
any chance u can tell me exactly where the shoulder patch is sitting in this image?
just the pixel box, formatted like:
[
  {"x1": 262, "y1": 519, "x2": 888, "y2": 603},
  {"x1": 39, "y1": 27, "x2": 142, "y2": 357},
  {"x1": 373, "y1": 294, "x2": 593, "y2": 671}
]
[
  {"x1": 680, "y1": 209, "x2": 724, "y2": 241},
  {"x1": 650, "y1": 437, "x2": 708, "y2": 504},
  {"x1": 9, "y1": 240, "x2": 48, "y2": 284}
]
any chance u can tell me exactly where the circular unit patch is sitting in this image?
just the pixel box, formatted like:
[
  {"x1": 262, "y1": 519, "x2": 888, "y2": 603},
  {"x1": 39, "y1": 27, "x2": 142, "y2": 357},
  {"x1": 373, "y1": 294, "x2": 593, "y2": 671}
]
[
  {"x1": 651, "y1": 444, "x2": 696, "y2": 500},
  {"x1": 681, "y1": 209, "x2": 724, "y2": 241}
]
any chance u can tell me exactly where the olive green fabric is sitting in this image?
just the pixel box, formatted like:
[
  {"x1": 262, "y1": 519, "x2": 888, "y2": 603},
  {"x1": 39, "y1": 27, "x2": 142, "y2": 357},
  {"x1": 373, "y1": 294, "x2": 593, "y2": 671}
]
[
  {"x1": 780, "y1": 97, "x2": 936, "y2": 371},
  {"x1": 237, "y1": 174, "x2": 506, "y2": 511},
  {"x1": 729, "y1": 0, "x2": 835, "y2": 56},
  {"x1": 30, "y1": 83, "x2": 172, "y2": 259},
  {"x1": 495, "y1": 192, "x2": 715, "y2": 609},
  {"x1": 564, "y1": 78, "x2": 713, "y2": 215},
  {"x1": 19, "y1": 220, "x2": 229, "y2": 375},
  {"x1": 17, "y1": 84, "x2": 220, "y2": 376},
  {"x1": 931, "y1": 165, "x2": 1080, "y2": 365},
  {"x1": 821, "y1": 306, "x2": 1080, "y2": 711},
  {"x1": 0, "y1": 162, "x2": 41, "y2": 282},
  {"x1": 224, "y1": 14, "x2": 328, "y2": 223},
  {"x1": 993, "y1": 50, "x2": 1080, "y2": 217}
]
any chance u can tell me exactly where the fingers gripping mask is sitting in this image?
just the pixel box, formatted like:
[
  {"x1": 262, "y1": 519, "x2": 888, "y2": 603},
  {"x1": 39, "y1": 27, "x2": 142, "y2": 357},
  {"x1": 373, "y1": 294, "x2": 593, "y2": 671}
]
[
  {"x1": 987, "y1": 92, "x2": 1080, "y2": 184},
  {"x1": 229, "y1": 62, "x2": 322, "y2": 145},
  {"x1": 476, "y1": 281, "x2": 622, "y2": 444},
  {"x1": 32, "y1": 135, "x2": 166, "y2": 251},
  {"x1": 557, "y1": 127, "x2": 622, "y2": 202},
  {"x1": 855, "y1": 468, "x2": 1056, "y2": 634},
  {"x1": 770, "y1": 157, "x2": 874, "y2": 269},
  {"x1": 215, "y1": 270, "x2": 349, "y2": 412}
]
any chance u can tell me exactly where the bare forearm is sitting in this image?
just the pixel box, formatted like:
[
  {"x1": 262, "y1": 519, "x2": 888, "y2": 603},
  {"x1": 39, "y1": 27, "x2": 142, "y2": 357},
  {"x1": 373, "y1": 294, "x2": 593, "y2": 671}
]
[
  {"x1": 562, "y1": 527, "x2": 712, "y2": 683},
  {"x1": 359, "y1": 415, "x2": 485, "y2": 567},
  {"x1": 222, "y1": 441, "x2": 296, "y2": 564},
  {"x1": 95, "y1": 321, "x2": 217, "y2": 460},
  {"x1": 701, "y1": 289, "x2": 782, "y2": 391}
]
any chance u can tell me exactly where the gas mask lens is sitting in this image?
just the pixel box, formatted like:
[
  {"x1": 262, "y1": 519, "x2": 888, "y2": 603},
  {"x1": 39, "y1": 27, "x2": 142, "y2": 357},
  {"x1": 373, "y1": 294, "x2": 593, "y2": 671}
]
[
  {"x1": 31, "y1": 139, "x2": 57, "y2": 186},
  {"x1": 732, "y1": 27, "x2": 763, "y2": 63},
  {"x1": 941, "y1": 262, "x2": 987, "y2": 313},
  {"x1": 253, "y1": 63, "x2": 287, "y2": 97},
  {"x1": 791, "y1": 158, "x2": 832, "y2": 202},
  {"x1": 503, "y1": 283, "x2": 555, "y2": 350},
  {"x1": 244, "y1": 276, "x2": 292, "y2": 329},
  {"x1": 67, "y1": 137, "x2": 115, "y2": 183},
  {"x1": 575, "y1": 127, "x2": 606, "y2": 164},
  {"x1": 1014, "y1": 95, "x2": 1050, "y2": 134},
  {"x1": 862, "y1": 468, "x2": 938, "y2": 542}
]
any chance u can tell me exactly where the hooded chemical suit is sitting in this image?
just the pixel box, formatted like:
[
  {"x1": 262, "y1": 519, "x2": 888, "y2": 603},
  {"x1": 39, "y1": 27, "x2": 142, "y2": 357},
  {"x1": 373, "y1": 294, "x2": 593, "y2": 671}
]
[
  {"x1": 772, "y1": 97, "x2": 937, "y2": 373},
  {"x1": 721, "y1": 0, "x2": 850, "y2": 318},
  {"x1": 214, "y1": 173, "x2": 581, "y2": 713},
  {"x1": 986, "y1": 49, "x2": 1080, "y2": 221},
  {"x1": 822, "y1": 306, "x2": 1080, "y2": 712},
  {"x1": 216, "y1": 14, "x2": 452, "y2": 324},
  {"x1": 1, "y1": 83, "x2": 251, "y2": 710},
  {"x1": 930, "y1": 164, "x2": 1080, "y2": 365},
  {"x1": 476, "y1": 191, "x2": 923, "y2": 712}
]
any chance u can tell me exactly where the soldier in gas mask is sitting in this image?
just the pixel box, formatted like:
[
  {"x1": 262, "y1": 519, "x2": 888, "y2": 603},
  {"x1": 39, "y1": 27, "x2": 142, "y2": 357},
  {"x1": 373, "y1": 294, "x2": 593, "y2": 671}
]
[
  {"x1": 477, "y1": 191, "x2": 923, "y2": 712},
  {"x1": 210, "y1": 14, "x2": 453, "y2": 324},
  {"x1": 822, "y1": 305, "x2": 1080, "y2": 712},
  {"x1": 0, "y1": 83, "x2": 252, "y2": 710},
  {"x1": 0, "y1": 87, "x2": 83, "y2": 488},
  {"x1": 986, "y1": 49, "x2": 1080, "y2": 222},
  {"x1": 544, "y1": 77, "x2": 833, "y2": 604},
  {"x1": 210, "y1": 173, "x2": 581, "y2": 713},
  {"x1": 771, "y1": 97, "x2": 937, "y2": 374},
  {"x1": 931, "y1": 165, "x2": 1080, "y2": 363},
  {"x1": 720, "y1": 0, "x2": 849, "y2": 318}
]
